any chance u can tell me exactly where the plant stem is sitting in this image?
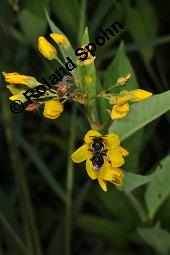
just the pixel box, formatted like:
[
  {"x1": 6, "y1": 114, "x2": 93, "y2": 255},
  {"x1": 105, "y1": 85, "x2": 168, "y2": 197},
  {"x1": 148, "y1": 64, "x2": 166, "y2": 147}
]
[
  {"x1": 65, "y1": 105, "x2": 77, "y2": 255},
  {"x1": 0, "y1": 211, "x2": 29, "y2": 255},
  {"x1": 126, "y1": 192, "x2": 148, "y2": 222},
  {"x1": 0, "y1": 89, "x2": 43, "y2": 255},
  {"x1": 55, "y1": 56, "x2": 66, "y2": 69}
]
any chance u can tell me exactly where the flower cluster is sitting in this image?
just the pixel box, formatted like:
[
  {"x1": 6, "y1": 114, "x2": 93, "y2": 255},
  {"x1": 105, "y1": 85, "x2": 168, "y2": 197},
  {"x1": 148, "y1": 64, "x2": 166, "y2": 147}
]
[
  {"x1": 2, "y1": 31, "x2": 153, "y2": 191},
  {"x1": 3, "y1": 71, "x2": 65, "y2": 119}
]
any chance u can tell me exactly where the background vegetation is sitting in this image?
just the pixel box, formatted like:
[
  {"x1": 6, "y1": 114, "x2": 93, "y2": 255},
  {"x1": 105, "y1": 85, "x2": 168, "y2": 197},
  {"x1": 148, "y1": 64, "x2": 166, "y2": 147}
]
[{"x1": 0, "y1": 0, "x2": 170, "y2": 254}]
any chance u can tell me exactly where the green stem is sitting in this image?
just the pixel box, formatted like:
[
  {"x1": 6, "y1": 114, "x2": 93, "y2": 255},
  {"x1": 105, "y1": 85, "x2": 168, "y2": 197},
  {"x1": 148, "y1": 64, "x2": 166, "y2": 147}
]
[
  {"x1": 0, "y1": 211, "x2": 29, "y2": 255},
  {"x1": 65, "y1": 105, "x2": 77, "y2": 255},
  {"x1": 126, "y1": 192, "x2": 148, "y2": 222},
  {"x1": 0, "y1": 90, "x2": 43, "y2": 255},
  {"x1": 55, "y1": 56, "x2": 66, "y2": 69}
]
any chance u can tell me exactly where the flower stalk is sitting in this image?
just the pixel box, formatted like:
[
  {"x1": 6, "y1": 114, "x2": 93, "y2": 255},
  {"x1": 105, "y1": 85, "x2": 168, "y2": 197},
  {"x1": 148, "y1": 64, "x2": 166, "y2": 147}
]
[{"x1": 65, "y1": 105, "x2": 77, "y2": 255}]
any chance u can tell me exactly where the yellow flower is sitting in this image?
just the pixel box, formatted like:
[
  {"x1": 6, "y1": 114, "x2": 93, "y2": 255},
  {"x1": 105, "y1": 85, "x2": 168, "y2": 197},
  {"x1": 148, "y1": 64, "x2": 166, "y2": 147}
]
[
  {"x1": 7, "y1": 84, "x2": 27, "y2": 103},
  {"x1": 77, "y1": 44, "x2": 96, "y2": 65},
  {"x1": 3, "y1": 72, "x2": 40, "y2": 88},
  {"x1": 50, "y1": 33, "x2": 71, "y2": 49},
  {"x1": 71, "y1": 130, "x2": 128, "y2": 191},
  {"x1": 84, "y1": 75, "x2": 93, "y2": 85},
  {"x1": 43, "y1": 100, "x2": 63, "y2": 119},
  {"x1": 38, "y1": 36, "x2": 57, "y2": 60},
  {"x1": 110, "y1": 89, "x2": 152, "y2": 120}
]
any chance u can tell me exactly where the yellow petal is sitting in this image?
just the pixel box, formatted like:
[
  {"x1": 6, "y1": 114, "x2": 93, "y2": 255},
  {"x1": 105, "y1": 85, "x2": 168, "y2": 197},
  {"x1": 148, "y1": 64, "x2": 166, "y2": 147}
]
[
  {"x1": 50, "y1": 33, "x2": 71, "y2": 49},
  {"x1": 86, "y1": 157, "x2": 98, "y2": 180},
  {"x1": 104, "y1": 133, "x2": 120, "y2": 150},
  {"x1": 98, "y1": 178, "x2": 107, "y2": 192},
  {"x1": 77, "y1": 58, "x2": 96, "y2": 66},
  {"x1": 132, "y1": 89, "x2": 152, "y2": 102},
  {"x1": 111, "y1": 169, "x2": 124, "y2": 186},
  {"x1": 107, "y1": 149, "x2": 125, "y2": 167},
  {"x1": 9, "y1": 93, "x2": 27, "y2": 103},
  {"x1": 71, "y1": 144, "x2": 89, "y2": 163},
  {"x1": 116, "y1": 103, "x2": 129, "y2": 112},
  {"x1": 7, "y1": 84, "x2": 25, "y2": 95},
  {"x1": 111, "y1": 110, "x2": 128, "y2": 120},
  {"x1": 43, "y1": 100, "x2": 63, "y2": 119},
  {"x1": 84, "y1": 130, "x2": 102, "y2": 144},
  {"x1": 111, "y1": 104, "x2": 129, "y2": 120},
  {"x1": 117, "y1": 146, "x2": 129, "y2": 157},
  {"x1": 83, "y1": 57, "x2": 96, "y2": 65},
  {"x1": 38, "y1": 37, "x2": 57, "y2": 60},
  {"x1": 98, "y1": 161, "x2": 124, "y2": 187},
  {"x1": 99, "y1": 161, "x2": 114, "y2": 181},
  {"x1": 3, "y1": 72, "x2": 40, "y2": 88}
]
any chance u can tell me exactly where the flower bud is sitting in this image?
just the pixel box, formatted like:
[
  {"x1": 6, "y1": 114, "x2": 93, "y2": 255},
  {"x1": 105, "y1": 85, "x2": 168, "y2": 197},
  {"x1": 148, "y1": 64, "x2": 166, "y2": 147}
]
[
  {"x1": 38, "y1": 37, "x2": 57, "y2": 60},
  {"x1": 131, "y1": 89, "x2": 153, "y2": 102},
  {"x1": 50, "y1": 33, "x2": 71, "y2": 49},
  {"x1": 116, "y1": 73, "x2": 131, "y2": 86},
  {"x1": 43, "y1": 100, "x2": 63, "y2": 119}
]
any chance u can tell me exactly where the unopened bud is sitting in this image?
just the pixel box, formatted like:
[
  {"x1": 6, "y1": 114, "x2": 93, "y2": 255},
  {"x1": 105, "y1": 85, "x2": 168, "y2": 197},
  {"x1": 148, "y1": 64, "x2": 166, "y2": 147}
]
[{"x1": 116, "y1": 73, "x2": 131, "y2": 87}]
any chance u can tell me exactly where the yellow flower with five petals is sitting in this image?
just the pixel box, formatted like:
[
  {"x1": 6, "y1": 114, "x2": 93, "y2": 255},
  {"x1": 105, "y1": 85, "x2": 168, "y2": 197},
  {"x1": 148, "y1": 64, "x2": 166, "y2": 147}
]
[{"x1": 71, "y1": 130, "x2": 128, "y2": 191}]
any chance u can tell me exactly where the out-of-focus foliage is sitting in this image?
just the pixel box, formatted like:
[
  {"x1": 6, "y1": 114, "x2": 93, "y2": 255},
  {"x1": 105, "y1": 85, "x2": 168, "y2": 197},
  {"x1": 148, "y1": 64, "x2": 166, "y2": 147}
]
[{"x1": 0, "y1": 0, "x2": 170, "y2": 255}]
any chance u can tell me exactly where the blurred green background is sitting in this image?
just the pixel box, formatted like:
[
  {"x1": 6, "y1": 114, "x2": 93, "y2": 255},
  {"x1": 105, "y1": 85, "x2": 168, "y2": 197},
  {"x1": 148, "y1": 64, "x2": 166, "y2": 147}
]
[{"x1": 0, "y1": 0, "x2": 170, "y2": 255}]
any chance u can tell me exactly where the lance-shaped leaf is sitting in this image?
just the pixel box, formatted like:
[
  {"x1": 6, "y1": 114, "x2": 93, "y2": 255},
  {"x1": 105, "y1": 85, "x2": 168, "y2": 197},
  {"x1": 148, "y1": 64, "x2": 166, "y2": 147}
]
[{"x1": 145, "y1": 155, "x2": 170, "y2": 219}]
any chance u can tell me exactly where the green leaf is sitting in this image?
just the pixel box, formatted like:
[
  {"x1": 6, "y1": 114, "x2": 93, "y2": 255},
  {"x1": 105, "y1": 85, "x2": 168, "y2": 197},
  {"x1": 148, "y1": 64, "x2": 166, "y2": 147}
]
[
  {"x1": 90, "y1": 0, "x2": 115, "y2": 33},
  {"x1": 145, "y1": 155, "x2": 170, "y2": 219},
  {"x1": 138, "y1": 225, "x2": 170, "y2": 254},
  {"x1": 19, "y1": 9, "x2": 47, "y2": 45},
  {"x1": 22, "y1": 0, "x2": 49, "y2": 16},
  {"x1": 95, "y1": 188, "x2": 137, "y2": 222},
  {"x1": 109, "y1": 91, "x2": 170, "y2": 141},
  {"x1": 104, "y1": 41, "x2": 139, "y2": 90},
  {"x1": 123, "y1": 130, "x2": 144, "y2": 173},
  {"x1": 77, "y1": 214, "x2": 130, "y2": 242},
  {"x1": 51, "y1": 0, "x2": 79, "y2": 40},
  {"x1": 121, "y1": 172, "x2": 152, "y2": 192},
  {"x1": 126, "y1": 0, "x2": 159, "y2": 62}
]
